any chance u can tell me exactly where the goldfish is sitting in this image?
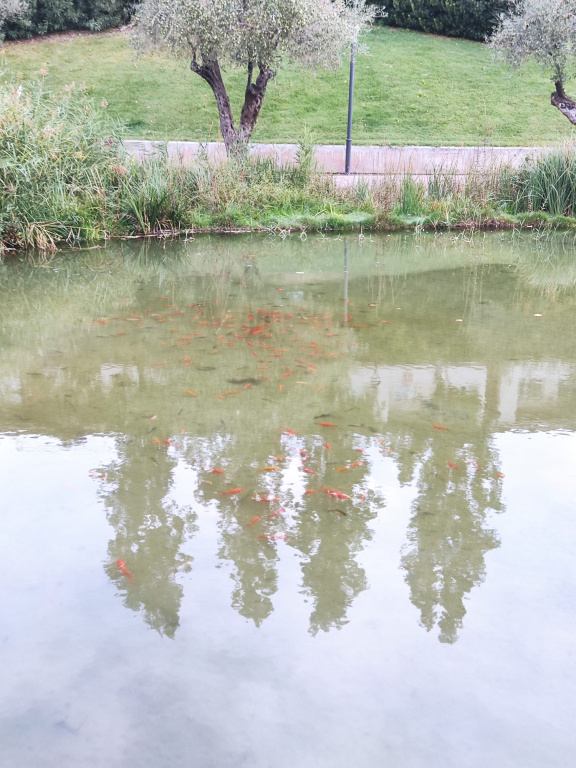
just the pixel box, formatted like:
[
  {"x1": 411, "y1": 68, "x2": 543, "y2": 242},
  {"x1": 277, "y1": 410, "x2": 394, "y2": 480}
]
[
  {"x1": 281, "y1": 427, "x2": 296, "y2": 435},
  {"x1": 183, "y1": 390, "x2": 197, "y2": 396},
  {"x1": 447, "y1": 462, "x2": 458, "y2": 470},
  {"x1": 304, "y1": 489, "x2": 317, "y2": 495},
  {"x1": 209, "y1": 468, "x2": 225, "y2": 475},
  {"x1": 259, "y1": 466, "x2": 279, "y2": 472},
  {"x1": 216, "y1": 394, "x2": 225, "y2": 400},
  {"x1": 221, "y1": 488, "x2": 243, "y2": 495},
  {"x1": 267, "y1": 509, "x2": 285, "y2": 517},
  {"x1": 433, "y1": 424, "x2": 450, "y2": 431},
  {"x1": 318, "y1": 422, "x2": 338, "y2": 428},
  {"x1": 152, "y1": 438, "x2": 161, "y2": 445},
  {"x1": 321, "y1": 486, "x2": 351, "y2": 500},
  {"x1": 117, "y1": 559, "x2": 133, "y2": 581},
  {"x1": 301, "y1": 468, "x2": 317, "y2": 475},
  {"x1": 247, "y1": 516, "x2": 262, "y2": 527},
  {"x1": 497, "y1": 472, "x2": 505, "y2": 479},
  {"x1": 254, "y1": 497, "x2": 279, "y2": 503},
  {"x1": 324, "y1": 443, "x2": 331, "y2": 450}
]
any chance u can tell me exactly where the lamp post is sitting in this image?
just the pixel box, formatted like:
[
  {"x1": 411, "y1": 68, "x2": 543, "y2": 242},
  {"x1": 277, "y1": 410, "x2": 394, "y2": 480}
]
[{"x1": 345, "y1": 0, "x2": 359, "y2": 175}]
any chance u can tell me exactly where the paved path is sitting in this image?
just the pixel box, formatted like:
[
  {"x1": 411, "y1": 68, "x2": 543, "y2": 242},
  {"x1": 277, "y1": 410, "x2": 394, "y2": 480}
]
[{"x1": 124, "y1": 140, "x2": 546, "y2": 176}]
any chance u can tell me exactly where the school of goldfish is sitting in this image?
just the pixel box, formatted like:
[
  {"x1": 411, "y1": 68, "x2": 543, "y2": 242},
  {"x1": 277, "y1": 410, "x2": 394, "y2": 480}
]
[{"x1": 92, "y1": 293, "x2": 504, "y2": 584}]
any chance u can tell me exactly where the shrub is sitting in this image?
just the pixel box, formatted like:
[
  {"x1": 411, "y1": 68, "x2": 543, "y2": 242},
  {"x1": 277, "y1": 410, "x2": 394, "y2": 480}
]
[
  {"x1": 2, "y1": 1, "x2": 133, "y2": 40},
  {"x1": 370, "y1": 0, "x2": 511, "y2": 42}
]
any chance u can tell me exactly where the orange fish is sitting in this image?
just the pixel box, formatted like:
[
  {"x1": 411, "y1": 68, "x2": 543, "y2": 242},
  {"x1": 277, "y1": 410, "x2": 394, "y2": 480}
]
[
  {"x1": 318, "y1": 422, "x2": 338, "y2": 428},
  {"x1": 497, "y1": 472, "x2": 505, "y2": 479},
  {"x1": 304, "y1": 489, "x2": 317, "y2": 495},
  {"x1": 433, "y1": 424, "x2": 450, "y2": 431},
  {"x1": 222, "y1": 488, "x2": 243, "y2": 495},
  {"x1": 322, "y1": 486, "x2": 351, "y2": 500},
  {"x1": 267, "y1": 509, "x2": 285, "y2": 517},
  {"x1": 259, "y1": 466, "x2": 279, "y2": 472},
  {"x1": 247, "y1": 516, "x2": 262, "y2": 527},
  {"x1": 281, "y1": 427, "x2": 296, "y2": 435},
  {"x1": 216, "y1": 394, "x2": 225, "y2": 400},
  {"x1": 447, "y1": 461, "x2": 458, "y2": 470},
  {"x1": 301, "y1": 468, "x2": 317, "y2": 475},
  {"x1": 117, "y1": 559, "x2": 133, "y2": 581},
  {"x1": 209, "y1": 468, "x2": 225, "y2": 475},
  {"x1": 183, "y1": 390, "x2": 197, "y2": 396},
  {"x1": 152, "y1": 438, "x2": 161, "y2": 445},
  {"x1": 324, "y1": 443, "x2": 331, "y2": 450}
]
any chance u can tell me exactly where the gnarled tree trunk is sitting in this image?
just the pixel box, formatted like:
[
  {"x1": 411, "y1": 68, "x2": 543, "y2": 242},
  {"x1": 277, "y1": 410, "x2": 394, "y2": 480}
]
[
  {"x1": 551, "y1": 81, "x2": 576, "y2": 126},
  {"x1": 190, "y1": 58, "x2": 274, "y2": 155}
]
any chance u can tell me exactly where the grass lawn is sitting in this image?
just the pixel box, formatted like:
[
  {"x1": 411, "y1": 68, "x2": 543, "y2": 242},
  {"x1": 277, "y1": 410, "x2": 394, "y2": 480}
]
[{"x1": 3, "y1": 26, "x2": 575, "y2": 146}]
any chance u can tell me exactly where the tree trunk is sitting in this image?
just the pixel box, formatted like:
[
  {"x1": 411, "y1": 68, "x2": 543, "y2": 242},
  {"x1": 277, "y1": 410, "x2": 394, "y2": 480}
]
[
  {"x1": 238, "y1": 65, "x2": 275, "y2": 143},
  {"x1": 190, "y1": 58, "x2": 274, "y2": 156},
  {"x1": 551, "y1": 82, "x2": 576, "y2": 126},
  {"x1": 190, "y1": 57, "x2": 238, "y2": 152}
]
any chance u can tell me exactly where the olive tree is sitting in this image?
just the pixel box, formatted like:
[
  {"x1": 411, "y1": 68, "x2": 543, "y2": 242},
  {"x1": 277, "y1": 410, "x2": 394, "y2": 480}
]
[
  {"x1": 132, "y1": 0, "x2": 373, "y2": 153},
  {"x1": 490, "y1": 0, "x2": 576, "y2": 125}
]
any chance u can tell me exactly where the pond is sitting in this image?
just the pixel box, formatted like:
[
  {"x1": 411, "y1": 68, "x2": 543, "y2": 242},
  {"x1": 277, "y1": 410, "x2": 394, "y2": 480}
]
[{"x1": 1, "y1": 231, "x2": 575, "y2": 768}]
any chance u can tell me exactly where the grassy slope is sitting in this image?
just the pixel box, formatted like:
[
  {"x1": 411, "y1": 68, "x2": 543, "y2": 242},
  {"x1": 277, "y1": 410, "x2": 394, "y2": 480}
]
[{"x1": 3, "y1": 26, "x2": 575, "y2": 146}]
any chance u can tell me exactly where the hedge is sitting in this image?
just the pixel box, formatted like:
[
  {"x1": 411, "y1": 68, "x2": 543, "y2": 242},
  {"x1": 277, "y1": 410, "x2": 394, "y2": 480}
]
[
  {"x1": 3, "y1": 0, "x2": 133, "y2": 39},
  {"x1": 370, "y1": 0, "x2": 510, "y2": 42}
]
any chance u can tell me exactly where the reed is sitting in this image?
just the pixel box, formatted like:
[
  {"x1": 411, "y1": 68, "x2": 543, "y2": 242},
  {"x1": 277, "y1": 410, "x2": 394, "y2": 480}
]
[{"x1": 0, "y1": 72, "x2": 575, "y2": 254}]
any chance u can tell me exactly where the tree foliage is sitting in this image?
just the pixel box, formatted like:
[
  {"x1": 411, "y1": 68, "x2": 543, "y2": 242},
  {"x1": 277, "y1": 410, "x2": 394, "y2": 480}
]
[
  {"x1": 490, "y1": 0, "x2": 576, "y2": 125},
  {"x1": 133, "y1": 0, "x2": 373, "y2": 152}
]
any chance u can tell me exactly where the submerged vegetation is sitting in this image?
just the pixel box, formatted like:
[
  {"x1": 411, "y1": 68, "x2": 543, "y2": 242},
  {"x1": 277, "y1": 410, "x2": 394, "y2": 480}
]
[{"x1": 1, "y1": 73, "x2": 576, "y2": 253}]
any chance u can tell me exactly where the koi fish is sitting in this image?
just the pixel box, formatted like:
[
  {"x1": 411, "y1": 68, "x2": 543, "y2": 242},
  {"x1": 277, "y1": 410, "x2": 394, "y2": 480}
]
[
  {"x1": 247, "y1": 516, "x2": 262, "y2": 527},
  {"x1": 216, "y1": 394, "x2": 225, "y2": 400},
  {"x1": 318, "y1": 422, "x2": 338, "y2": 428},
  {"x1": 259, "y1": 466, "x2": 279, "y2": 472},
  {"x1": 433, "y1": 424, "x2": 450, "y2": 431},
  {"x1": 447, "y1": 462, "x2": 458, "y2": 470},
  {"x1": 221, "y1": 488, "x2": 243, "y2": 495},
  {"x1": 301, "y1": 468, "x2": 317, "y2": 474},
  {"x1": 117, "y1": 559, "x2": 133, "y2": 581},
  {"x1": 209, "y1": 468, "x2": 225, "y2": 475},
  {"x1": 300, "y1": 450, "x2": 307, "y2": 457},
  {"x1": 281, "y1": 427, "x2": 296, "y2": 435},
  {"x1": 152, "y1": 438, "x2": 161, "y2": 445},
  {"x1": 497, "y1": 472, "x2": 505, "y2": 479},
  {"x1": 267, "y1": 509, "x2": 285, "y2": 517},
  {"x1": 183, "y1": 390, "x2": 197, "y2": 396},
  {"x1": 321, "y1": 486, "x2": 351, "y2": 500},
  {"x1": 162, "y1": 439, "x2": 173, "y2": 445},
  {"x1": 349, "y1": 461, "x2": 363, "y2": 468},
  {"x1": 304, "y1": 489, "x2": 317, "y2": 495},
  {"x1": 254, "y1": 497, "x2": 279, "y2": 503},
  {"x1": 271, "y1": 456, "x2": 286, "y2": 461},
  {"x1": 324, "y1": 443, "x2": 331, "y2": 450}
]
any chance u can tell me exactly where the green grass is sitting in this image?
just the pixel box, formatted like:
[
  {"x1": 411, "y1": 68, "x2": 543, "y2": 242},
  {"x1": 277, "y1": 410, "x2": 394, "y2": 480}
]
[{"x1": 3, "y1": 26, "x2": 575, "y2": 146}]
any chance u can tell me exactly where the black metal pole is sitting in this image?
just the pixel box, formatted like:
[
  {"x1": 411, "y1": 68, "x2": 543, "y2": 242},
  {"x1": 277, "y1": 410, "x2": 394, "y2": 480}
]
[{"x1": 345, "y1": 41, "x2": 356, "y2": 175}]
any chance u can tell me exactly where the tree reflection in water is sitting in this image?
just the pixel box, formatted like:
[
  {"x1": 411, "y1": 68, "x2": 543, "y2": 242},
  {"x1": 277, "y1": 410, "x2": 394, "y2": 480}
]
[{"x1": 5, "y1": 232, "x2": 576, "y2": 641}]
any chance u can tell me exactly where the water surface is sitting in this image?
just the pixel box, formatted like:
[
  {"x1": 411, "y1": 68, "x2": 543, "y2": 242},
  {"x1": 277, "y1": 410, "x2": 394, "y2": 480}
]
[{"x1": 1, "y1": 232, "x2": 575, "y2": 767}]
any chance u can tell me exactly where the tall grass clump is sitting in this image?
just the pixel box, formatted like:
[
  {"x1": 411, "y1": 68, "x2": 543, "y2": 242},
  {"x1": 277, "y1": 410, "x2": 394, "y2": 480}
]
[
  {"x1": 510, "y1": 148, "x2": 576, "y2": 217},
  {"x1": 0, "y1": 68, "x2": 122, "y2": 249}
]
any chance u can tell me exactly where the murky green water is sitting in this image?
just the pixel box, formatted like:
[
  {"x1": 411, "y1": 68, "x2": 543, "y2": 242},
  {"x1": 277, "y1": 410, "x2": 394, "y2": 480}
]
[{"x1": 1, "y1": 231, "x2": 575, "y2": 767}]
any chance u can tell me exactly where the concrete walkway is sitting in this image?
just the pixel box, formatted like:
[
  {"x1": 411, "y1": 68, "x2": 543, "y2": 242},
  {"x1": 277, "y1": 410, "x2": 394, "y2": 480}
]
[{"x1": 124, "y1": 140, "x2": 545, "y2": 176}]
